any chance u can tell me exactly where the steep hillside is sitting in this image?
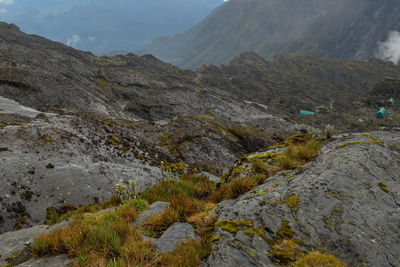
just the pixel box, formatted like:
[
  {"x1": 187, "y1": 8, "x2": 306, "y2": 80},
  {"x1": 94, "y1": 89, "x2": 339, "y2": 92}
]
[{"x1": 143, "y1": 0, "x2": 400, "y2": 69}]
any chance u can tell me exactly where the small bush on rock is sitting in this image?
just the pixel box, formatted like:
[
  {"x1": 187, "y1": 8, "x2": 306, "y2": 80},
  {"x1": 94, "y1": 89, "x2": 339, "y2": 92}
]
[{"x1": 291, "y1": 251, "x2": 347, "y2": 267}]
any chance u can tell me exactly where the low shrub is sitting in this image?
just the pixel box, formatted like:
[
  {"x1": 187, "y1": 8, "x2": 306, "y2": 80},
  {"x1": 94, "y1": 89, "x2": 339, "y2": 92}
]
[
  {"x1": 210, "y1": 174, "x2": 267, "y2": 202},
  {"x1": 291, "y1": 251, "x2": 347, "y2": 267}
]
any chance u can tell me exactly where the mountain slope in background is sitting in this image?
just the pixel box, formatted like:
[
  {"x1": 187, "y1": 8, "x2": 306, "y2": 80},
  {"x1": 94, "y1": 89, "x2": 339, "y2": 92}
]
[
  {"x1": 143, "y1": 0, "x2": 400, "y2": 69},
  {"x1": 0, "y1": 0, "x2": 223, "y2": 54}
]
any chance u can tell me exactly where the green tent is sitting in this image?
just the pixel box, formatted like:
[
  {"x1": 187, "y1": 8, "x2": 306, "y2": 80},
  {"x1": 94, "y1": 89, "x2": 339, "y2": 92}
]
[
  {"x1": 298, "y1": 110, "x2": 315, "y2": 116},
  {"x1": 376, "y1": 107, "x2": 388, "y2": 118},
  {"x1": 388, "y1": 98, "x2": 395, "y2": 105}
]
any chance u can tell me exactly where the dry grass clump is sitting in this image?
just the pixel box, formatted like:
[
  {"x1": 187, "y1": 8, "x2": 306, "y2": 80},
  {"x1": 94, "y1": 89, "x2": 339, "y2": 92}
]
[
  {"x1": 210, "y1": 174, "x2": 267, "y2": 202},
  {"x1": 291, "y1": 251, "x2": 347, "y2": 267},
  {"x1": 269, "y1": 239, "x2": 301, "y2": 264},
  {"x1": 32, "y1": 200, "x2": 158, "y2": 266},
  {"x1": 142, "y1": 174, "x2": 215, "y2": 203},
  {"x1": 278, "y1": 141, "x2": 321, "y2": 169}
]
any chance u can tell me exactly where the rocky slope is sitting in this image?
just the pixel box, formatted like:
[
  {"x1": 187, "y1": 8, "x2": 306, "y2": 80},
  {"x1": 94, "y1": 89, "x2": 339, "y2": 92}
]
[
  {"x1": 1, "y1": 21, "x2": 400, "y2": 267},
  {"x1": 208, "y1": 130, "x2": 400, "y2": 267},
  {"x1": 0, "y1": 22, "x2": 295, "y2": 234},
  {"x1": 143, "y1": 0, "x2": 400, "y2": 69},
  {"x1": 1, "y1": 130, "x2": 399, "y2": 267}
]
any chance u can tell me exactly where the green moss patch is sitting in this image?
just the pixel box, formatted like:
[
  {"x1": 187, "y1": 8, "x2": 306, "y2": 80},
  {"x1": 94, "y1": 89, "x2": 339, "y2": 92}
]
[{"x1": 215, "y1": 220, "x2": 254, "y2": 234}]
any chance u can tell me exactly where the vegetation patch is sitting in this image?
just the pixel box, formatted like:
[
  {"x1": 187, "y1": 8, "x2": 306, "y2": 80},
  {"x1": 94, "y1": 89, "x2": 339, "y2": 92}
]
[
  {"x1": 291, "y1": 251, "x2": 347, "y2": 267},
  {"x1": 281, "y1": 195, "x2": 300, "y2": 211},
  {"x1": 362, "y1": 133, "x2": 374, "y2": 139},
  {"x1": 268, "y1": 134, "x2": 312, "y2": 149},
  {"x1": 0, "y1": 121, "x2": 26, "y2": 128},
  {"x1": 42, "y1": 136, "x2": 53, "y2": 142},
  {"x1": 32, "y1": 200, "x2": 145, "y2": 262},
  {"x1": 210, "y1": 174, "x2": 267, "y2": 202},
  {"x1": 215, "y1": 220, "x2": 254, "y2": 234},
  {"x1": 276, "y1": 220, "x2": 296, "y2": 240},
  {"x1": 378, "y1": 182, "x2": 390, "y2": 193},
  {"x1": 337, "y1": 140, "x2": 384, "y2": 149},
  {"x1": 269, "y1": 239, "x2": 302, "y2": 265},
  {"x1": 278, "y1": 141, "x2": 321, "y2": 169}
]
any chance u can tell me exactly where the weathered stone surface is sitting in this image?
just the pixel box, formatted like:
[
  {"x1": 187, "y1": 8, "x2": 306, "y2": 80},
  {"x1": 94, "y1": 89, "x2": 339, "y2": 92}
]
[
  {"x1": 155, "y1": 222, "x2": 199, "y2": 253},
  {"x1": 206, "y1": 131, "x2": 400, "y2": 267},
  {"x1": 134, "y1": 201, "x2": 170, "y2": 225},
  {"x1": 0, "y1": 114, "x2": 162, "y2": 234},
  {"x1": 0, "y1": 221, "x2": 68, "y2": 266},
  {"x1": 16, "y1": 255, "x2": 72, "y2": 267}
]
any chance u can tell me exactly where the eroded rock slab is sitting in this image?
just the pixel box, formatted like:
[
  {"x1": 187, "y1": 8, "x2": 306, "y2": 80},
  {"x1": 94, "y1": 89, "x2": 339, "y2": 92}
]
[{"x1": 206, "y1": 131, "x2": 400, "y2": 267}]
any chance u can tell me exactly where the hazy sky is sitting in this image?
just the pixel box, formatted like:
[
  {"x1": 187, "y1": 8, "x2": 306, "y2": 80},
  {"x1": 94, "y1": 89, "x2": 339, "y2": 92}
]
[{"x1": 0, "y1": 0, "x2": 224, "y2": 54}]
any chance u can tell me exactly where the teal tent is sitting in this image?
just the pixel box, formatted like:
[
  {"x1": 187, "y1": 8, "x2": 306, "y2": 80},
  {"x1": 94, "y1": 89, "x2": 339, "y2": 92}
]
[
  {"x1": 298, "y1": 110, "x2": 315, "y2": 116},
  {"x1": 388, "y1": 98, "x2": 395, "y2": 105},
  {"x1": 376, "y1": 107, "x2": 388, "y2": 118}
]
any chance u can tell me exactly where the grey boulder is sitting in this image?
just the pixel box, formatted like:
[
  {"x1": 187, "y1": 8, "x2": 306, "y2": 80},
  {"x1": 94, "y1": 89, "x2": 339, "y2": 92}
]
[
  {"x1": 16, "y1": 255, "x2": 72, "y2": 267},
  {"x1": 155, "y1": 222, "x2": 199, "y2": 253}
]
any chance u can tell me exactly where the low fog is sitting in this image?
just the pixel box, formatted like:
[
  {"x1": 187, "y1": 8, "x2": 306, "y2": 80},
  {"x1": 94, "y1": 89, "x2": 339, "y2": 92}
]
[{"x1": 378, "y1": 31, "x2": 400, "y2": 64}]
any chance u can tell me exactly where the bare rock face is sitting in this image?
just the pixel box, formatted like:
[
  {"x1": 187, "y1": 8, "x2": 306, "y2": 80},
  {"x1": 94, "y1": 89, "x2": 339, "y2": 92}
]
[
  {"x1": 206, "y1": 131, "x2": 400, "y2": 267},
  {"x1": 16, "y1": 255, "x2": 72, "y2": 267},
  {"x1": 155, "y1": 222, "x2": 200, "y2": 253},
  {"x1": 0, "y1": 113, "x2": 162, "y2": 234},
  {"x1": 0, "y1": 221, "x2": 68, "y2": 266}
]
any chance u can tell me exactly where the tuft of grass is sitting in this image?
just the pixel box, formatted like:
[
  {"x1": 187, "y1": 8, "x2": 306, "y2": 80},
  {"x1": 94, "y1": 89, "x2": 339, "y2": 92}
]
[
  {"x1": 156, "y1": 238, "x2": 211, "y2": 267},
  {"x1": 142, "y1": 174, "x2": 215, "y2": 203},
  {"x1": 141, "y1": 208, "x2": 180, "y2": 237},
  {"x1": 269, "y1": 239, "x2": 301, "y2": 264},
  {"x1": 283, "y1": 195, "x2": 300, "y2": 211},
  {"x1": 250, "y1": 158, "x2": 270, "y2": 173},
  {"x1": 215, "y1": 220, "x2": 254, "y2": 234},
  {"x1": 278, "y1": 141, "x2": 321, "y2": 169},
  {"x1": 42, "y1": 136, "x2": 53, "y2": 142},
  {"x1": 32, "y1": 201, "x2": 144, "y2": 264},
  {"x1": 378, "y1": 182, "x2": 390, "y2": 193},
  {"x1": 210, "y1": 174, "x2": 267, "y2": 202},
  {"x1": 291, "y1": 251, "x2": 347, "y2": 267}
]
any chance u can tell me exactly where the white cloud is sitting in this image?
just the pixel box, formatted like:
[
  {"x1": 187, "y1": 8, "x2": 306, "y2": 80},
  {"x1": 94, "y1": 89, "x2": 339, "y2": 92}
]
[
  {"x1": 0, "y1": 0, "x2": 14, "y2": 4},
  {"x1": 377, "y1": 31, "x2": 400, "y2": 65},
  {"x1": 67, "y1": 34, "x2": 81, "y2": 48},
  {"x1": 0, "y1": 8, "x2": 7, "y2": 13}
]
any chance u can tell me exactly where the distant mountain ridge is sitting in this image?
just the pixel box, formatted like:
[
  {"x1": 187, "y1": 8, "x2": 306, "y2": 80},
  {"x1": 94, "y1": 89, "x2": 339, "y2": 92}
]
[
  {"x1": 142, "y1": 0, "x2": 400, "y2": 69},
  {"x1": 0, "y1": 0, "x2": 223, "y2": 55}
]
